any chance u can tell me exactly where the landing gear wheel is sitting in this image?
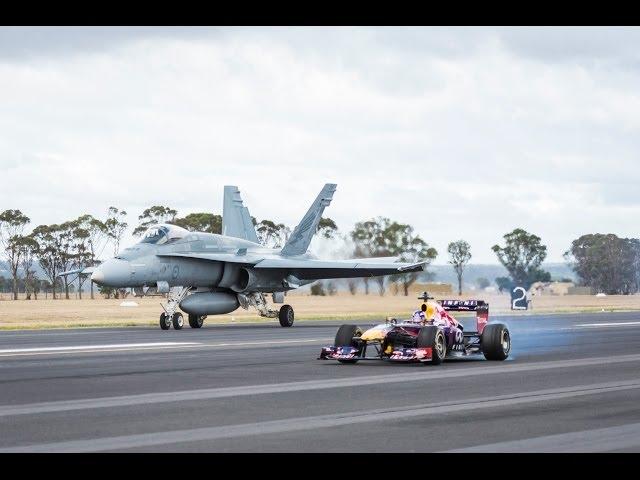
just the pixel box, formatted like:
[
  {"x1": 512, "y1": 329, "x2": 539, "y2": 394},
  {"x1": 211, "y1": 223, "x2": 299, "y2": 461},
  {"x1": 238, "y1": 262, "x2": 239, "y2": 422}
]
[
  {"x1": 417, "y1": 326, "x2": 446, "y2": 365},
  {"x1": 481, "y1": 323, "x2": 510, "y2": 360},
  {"x1": 188, "y1": 314, "x2": 205, "y2": 329},
  {"x1": 334, "y1": 324, "x2": 363, "y2": 364},
  {"x1": 279, "y1": 304, "x2": 294, "y2": 327},
  {"x1": 172, "y1": 312, "x2": 184, "y2": 330},
  {"x1": 159, "y1": 313, "x2": 171, "y2": 330}
]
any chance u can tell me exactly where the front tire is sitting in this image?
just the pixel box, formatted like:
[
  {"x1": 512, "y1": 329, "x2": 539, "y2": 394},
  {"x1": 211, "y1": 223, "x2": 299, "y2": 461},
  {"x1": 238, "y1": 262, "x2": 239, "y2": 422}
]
[
  {"x1": 334, "y1": 324, "x2": 363, "y2": 364},
  {"x1": 416, "y1": 326, "x2": 446, "y2": 365},
  {"x1": 279, "y1": 304, "x2": 294, "y2": 327},
  {"x1": 188, "y1": 314, "x2": 204, "y2": 329},
  {"x1": 481, "y1": 323, "x2": 510, "y2": 360},
  {"x1": 159, "y1": 313, "x2": 171, "y2": 330},
  {"x1": 172, "y1": 312, "x2": 184, "y2": 330}
]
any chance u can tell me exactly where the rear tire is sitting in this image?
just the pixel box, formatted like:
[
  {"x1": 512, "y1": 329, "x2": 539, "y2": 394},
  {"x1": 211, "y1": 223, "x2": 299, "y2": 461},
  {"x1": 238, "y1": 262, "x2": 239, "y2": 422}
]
[
  {"x1": 334, "y1": 324, "x2": 363, "y2": 364},
  {"x1": 279, "y1": 304, "x2": 294, "y2": 327},
  {"x1": 159, "y1": 313, "x2": 171, "y2": 330},
  {"x1": 481, "y1": 323, "x2": 510, "y2": 360},
  {"x1": 172, "y1": 312, "x2": 184, "y2": 330},
  {"x1": 188, "y1": 314, "x2": 204, "y2": 329},
  {"x1": 416, "y1": 326, "x2": 446, "y2": 365}
]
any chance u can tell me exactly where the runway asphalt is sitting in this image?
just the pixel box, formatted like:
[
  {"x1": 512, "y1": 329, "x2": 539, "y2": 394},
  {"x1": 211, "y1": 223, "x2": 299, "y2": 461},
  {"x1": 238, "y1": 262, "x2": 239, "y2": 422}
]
[{"x1": 1, "y1": 311, "x2": 640, "y2": 452}]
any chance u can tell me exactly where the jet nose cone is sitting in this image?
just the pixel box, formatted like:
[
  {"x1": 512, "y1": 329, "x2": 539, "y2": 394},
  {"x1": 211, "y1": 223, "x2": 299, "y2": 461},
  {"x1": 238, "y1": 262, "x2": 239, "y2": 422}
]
[
  {"x1": 91, "y1": 268, "x2": 105, "y2": 284},
  {"x1": 90, "y1": 259, "x2": 131, "y2": 287}
]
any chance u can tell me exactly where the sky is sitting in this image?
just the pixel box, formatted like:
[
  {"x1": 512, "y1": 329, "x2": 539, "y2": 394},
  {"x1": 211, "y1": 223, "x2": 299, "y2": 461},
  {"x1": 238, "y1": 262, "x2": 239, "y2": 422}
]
[{"x1": 1, "y1": 26, "x2": 640, "y2": 264}]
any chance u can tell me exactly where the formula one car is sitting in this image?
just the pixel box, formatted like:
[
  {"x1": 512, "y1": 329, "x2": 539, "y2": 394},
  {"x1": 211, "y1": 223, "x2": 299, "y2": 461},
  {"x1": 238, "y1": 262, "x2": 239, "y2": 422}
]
[{"x1": 318, "y1": 292, "x2": 510, "y2": 365}]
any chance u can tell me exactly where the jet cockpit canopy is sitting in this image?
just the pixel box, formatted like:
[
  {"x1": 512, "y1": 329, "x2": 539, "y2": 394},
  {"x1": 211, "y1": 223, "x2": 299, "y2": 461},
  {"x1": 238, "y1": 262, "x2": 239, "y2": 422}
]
[{"x1": 139, "y1": 224, "x2": 189, "y2": 245}]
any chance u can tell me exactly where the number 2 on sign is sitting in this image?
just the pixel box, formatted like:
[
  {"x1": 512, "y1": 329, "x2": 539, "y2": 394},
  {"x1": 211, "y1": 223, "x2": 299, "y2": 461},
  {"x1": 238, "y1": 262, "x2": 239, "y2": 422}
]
[{"x1": 512, "y1": 287, "x2": 527, "y2": 310}]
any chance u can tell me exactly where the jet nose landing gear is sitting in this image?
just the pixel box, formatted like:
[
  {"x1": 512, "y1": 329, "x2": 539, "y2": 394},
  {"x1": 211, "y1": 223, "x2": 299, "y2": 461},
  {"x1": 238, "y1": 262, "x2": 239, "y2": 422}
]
[
  {"x1": 159, "y1": 311, "x2": 185, "y2": 330},
  {"x1": 172, "y1": 312, "x2": 184, "y2": 330},
  {"x1": 159, "y1": 313, "x2": 171, "y2": 330}
]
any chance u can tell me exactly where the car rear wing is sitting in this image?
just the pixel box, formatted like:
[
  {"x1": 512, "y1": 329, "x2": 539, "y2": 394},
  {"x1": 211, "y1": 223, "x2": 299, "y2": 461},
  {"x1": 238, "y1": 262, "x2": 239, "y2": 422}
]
[
  {"x1": 438, "y1": 299, "x2": 487, "y2": 311},
  {"x1": 437, "y1": 300, "x2": 489, "y2": 334}
]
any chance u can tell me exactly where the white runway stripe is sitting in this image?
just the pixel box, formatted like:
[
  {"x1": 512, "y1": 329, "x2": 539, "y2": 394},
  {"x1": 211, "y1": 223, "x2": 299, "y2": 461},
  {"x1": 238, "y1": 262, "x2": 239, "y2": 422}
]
[
  {"x1": 445, "y1": 422, "x2": 640, "y2": 452},
  {"x1": 574, "y1": 321, "x2": 640, "y2": 328},
  {"x1": 3, "y1": 380, "x2": 640, "y2": 452},
  {"x1": 0, "y1": 338, "x2": 330, "y2": 357},
  {"x1": 0, "y1": 342, "x2": 200, "y2": 354}
]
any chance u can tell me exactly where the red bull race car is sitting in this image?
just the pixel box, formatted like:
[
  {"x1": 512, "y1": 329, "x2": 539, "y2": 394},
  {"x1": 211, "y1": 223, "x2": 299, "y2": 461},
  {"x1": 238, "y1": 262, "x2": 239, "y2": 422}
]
[{"x1": 318, "y1": 292, "x2": 510, "y2": 365}]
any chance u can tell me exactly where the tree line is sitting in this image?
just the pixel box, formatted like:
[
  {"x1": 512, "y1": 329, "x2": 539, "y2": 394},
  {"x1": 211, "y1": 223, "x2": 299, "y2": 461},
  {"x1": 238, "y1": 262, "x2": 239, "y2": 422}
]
[
  {"x1": 2, "y1": 204, "x2": 639, "y2": 299},
  {"x1": 0, "y1": 208, "x2": 129, "y2": 299}
]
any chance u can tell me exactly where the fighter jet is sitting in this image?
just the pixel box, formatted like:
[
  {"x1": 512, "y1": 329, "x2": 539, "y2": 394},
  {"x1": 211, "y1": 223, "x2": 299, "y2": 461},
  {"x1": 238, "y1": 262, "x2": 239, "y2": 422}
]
[{"x1": 75, "y1": 184, "x2": 427, "y2": 330}]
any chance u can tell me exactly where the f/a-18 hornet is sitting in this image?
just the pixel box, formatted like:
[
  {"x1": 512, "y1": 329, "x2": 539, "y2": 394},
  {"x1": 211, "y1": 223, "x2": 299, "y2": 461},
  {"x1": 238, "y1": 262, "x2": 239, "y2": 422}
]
[{"x1": 85, "y1": 184, "x2": 426, "y2": 330}]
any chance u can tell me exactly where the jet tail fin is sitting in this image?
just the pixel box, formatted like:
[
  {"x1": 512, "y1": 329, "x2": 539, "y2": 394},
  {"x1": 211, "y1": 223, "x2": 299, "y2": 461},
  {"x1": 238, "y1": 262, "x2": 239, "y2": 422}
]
[
  {"x1": 280, "y1": 183, "x2": 337, "y2": 257},
  {"x1": 222, "y1": 186, "x2": 260, "y2": 243}
]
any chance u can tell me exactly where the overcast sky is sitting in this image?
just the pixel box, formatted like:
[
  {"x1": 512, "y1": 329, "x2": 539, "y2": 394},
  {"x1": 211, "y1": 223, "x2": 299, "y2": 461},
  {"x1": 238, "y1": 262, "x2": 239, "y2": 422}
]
[{"x1": 1, "y1": 26, "x2": 640, "y2": 263}]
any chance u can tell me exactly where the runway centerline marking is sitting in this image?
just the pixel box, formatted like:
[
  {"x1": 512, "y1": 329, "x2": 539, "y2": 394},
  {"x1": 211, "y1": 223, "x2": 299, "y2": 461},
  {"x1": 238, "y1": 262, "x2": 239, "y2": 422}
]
[
  {"x1": 3, "y1": 379, "x2": 640, "y2": 452},
  {"x1": 3, "y1": 352, "x2": 640, "y2": 418}
]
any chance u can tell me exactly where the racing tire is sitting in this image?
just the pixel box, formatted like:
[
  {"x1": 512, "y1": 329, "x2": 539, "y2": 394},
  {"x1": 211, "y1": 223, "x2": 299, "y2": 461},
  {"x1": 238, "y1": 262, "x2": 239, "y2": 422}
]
[
  {"x1": 188, "y1": 314, "x2": 204, "y2": 329},
  {"x1": 481, "y1": 323, "x2": 510, "y2": 361},
  {"x1": 160, "y1": 313, "x2": 171, "y2": 330},
  {"x1": 279, "y1": 304, "x2": 294, "y2": 327},
  {"x1": 416, "y1": 326, "x2": 446, "y2": 365},
  {"x1": 334, "y1": 324, "x2": 363, "y2": 364},
  {"x1": 172, "y1": 312, "x2": 184, "y2": 330}
]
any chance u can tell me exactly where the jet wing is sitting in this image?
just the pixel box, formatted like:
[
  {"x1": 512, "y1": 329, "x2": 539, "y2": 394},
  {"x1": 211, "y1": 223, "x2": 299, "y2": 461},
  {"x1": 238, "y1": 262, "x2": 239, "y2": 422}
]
[{"x1": 253, "y1": 258, "x2": 428, "y2": 280}]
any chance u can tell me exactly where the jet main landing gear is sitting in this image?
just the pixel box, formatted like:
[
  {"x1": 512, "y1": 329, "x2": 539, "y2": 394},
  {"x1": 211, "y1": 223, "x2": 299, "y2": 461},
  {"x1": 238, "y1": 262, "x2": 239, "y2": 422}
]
[
  {"x1": 238, "y1": 293, "x2": 295, "y2": 327},
  {"x1": 159, "y1": 286, "x2": 191, "y2": 330},
  {"x1": 188, "y1": 314, "x2": 206, "y2": 328},
  {"x1": 278, "y1": 304, "x2": 294, "y2": 327}
]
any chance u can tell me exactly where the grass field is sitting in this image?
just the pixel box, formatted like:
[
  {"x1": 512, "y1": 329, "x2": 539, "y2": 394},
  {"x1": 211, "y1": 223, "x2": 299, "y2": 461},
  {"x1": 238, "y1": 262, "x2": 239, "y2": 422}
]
[{"x1": 1, "y1": 289, "x2": 640, "y2": 329}]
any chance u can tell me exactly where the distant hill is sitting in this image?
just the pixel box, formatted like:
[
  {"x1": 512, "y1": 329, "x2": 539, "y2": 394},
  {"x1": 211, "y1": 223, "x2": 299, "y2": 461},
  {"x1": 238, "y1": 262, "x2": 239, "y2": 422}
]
[
  {"x1": 0, "y1": 260, "x2": 46, "y2": 279},
  {"x1": 425, "y1": 263, "x2": 576, "y2": 289}
]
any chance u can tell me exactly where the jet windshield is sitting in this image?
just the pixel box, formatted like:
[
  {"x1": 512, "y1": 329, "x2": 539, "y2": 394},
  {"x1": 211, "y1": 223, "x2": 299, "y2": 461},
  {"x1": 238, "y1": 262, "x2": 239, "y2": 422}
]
[{"x1": 139, "y1": 224, "x2": 188, "y2": 245}]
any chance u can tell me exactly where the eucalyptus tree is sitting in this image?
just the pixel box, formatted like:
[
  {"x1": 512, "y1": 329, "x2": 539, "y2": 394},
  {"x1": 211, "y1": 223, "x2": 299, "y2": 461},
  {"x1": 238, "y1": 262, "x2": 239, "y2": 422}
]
[
  {"x1": 0, "y1": 210, "x2": 30, "y2": 300},
  {"x1": 105, "y1": 207, "x2": 128, "y2": 257},
  {"x1": 133, "y1": 206, "x2": 177, "y2": 236},
  {"x1": 492, "y1": 228, "x2": 549, "y2": 289},
  {"x1": 31, "y1": 224, "x2": 65, "y2": 299},
  {"x1": 16, "y1": 235, "x2": 39, "y2": 300},
  {"x1": 448, "y1": 240, "x2": 472, "y2": 296}
]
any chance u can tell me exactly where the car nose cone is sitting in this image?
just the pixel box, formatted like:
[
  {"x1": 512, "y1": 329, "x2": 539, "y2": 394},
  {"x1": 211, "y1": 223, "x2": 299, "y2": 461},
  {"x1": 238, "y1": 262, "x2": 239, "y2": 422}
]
[{"x1": 90, "y1": 259, "x2": 131, "y2": 286}]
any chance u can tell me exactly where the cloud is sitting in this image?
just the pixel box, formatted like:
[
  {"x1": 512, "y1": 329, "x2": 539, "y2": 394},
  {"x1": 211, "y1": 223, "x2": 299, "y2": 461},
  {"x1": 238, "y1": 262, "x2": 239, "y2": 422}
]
[
  {"x1": 1, "y1": 27, "x2": 639, "y2": 263},
  {"x1": 0, "y1": 26, "x2": 224, "y2": 61}
]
